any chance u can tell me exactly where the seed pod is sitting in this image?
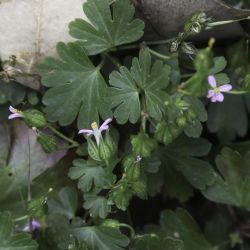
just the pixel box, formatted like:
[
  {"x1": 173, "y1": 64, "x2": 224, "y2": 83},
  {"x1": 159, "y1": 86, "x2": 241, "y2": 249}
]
[
  {"x1": 37, "y1": 133, "x2": 58, "y2": 153},
  {"x1": 87, "y1": 138, "x2": 102, "y2": 162},
  {"x1": 23, "y1": 109, "x2": 47, "y2": 129},
  {"x1": 104, "y1": 132, "x2": 117, "y2": 156},
  {"x1": 98, "y1": 140, "x2": 113, "y2": 162}
]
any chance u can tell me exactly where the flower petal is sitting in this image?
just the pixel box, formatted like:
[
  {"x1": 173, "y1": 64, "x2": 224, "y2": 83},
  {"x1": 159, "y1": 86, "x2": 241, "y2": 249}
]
[
  {"x1": 215, "y1": 92, "x2": 224, "y2": 102},
  {"x1": 208, "y1": 75, "x2": 216, "y2": 88},
  {"x1": 9, "y1": 105, "x2": 16, "y2": 113},
  {"x1": 218, "y1": 84, "x2": 232, "y2": 92},
  {"x1": 99, "y1": 118, "x2": 112, "y2": 132},
  {"x1": 78, "y1": 129, "x2": 94, "y2": 135},
  {"x1": 211, "y1": 95, "x2": 217, "y2": 102},
  {"x1": 32, "y1": 220, "x2": 41, "y2": 230},
  {"x1": 8, "y1": 113, "x2": 23, "y2": 120},
  {"x1": 207, "y1": 90, "x2": 215, "y2": 98}
]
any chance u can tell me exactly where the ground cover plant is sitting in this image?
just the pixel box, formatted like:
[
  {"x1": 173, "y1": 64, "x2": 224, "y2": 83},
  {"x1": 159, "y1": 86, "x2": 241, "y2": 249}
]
[{"x1": 1, "y1": 0, "x2": 250, "y2": 249}]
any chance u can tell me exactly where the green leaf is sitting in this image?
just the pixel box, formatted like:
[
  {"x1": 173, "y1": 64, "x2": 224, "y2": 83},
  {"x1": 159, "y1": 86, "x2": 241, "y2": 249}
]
[
  {"x1": 133, "y1": 235, "x2": 184, "y2": 250},
  {"x1": 202, "y1": 148, "x2": 250, "y2": 210},
  {"x1": 161, "y1": 136, "x2": 215, "y2": 190},
  {"x1": 48, "y1": 187, "x2": 78, "y2": 219},
  {"x1": 68, "y1": 159, "x2": 107, "y2": 192},
  {"x1": 0, "y1": 80, "x2": 26, "y2": 105},
  {"x1": 159, "y1": 208, "x2": 213, "y2": 250},
  {"x1": 143, "y1": 153, "x2": 161, "y2": 173},
  {"x1": 155, "y1": 121, "x2": 182, "y2": 145},
  {"x1": 0, "y1": 212, "x2": 38, "y2": 250},
  {"x1": 208, "y1": 57, "x2": 227, "y2": 75},
  {"x1": 162, "y1": 164, "x2": 194, "y2": 202},
  {"x1": 109, "y1": 179, "x2": 133, "y2": 211},
  {"x1": 182, "y1": 46, "x2": 213, "y2": 96},
  {"x1": 204, "y1": 212, "x2": 231, "y2": 248},
  {"x1": 71, "y1": 225, "x2": 130, "y2": 250},
  {"x1": 184, "y1": 119, "x2": 203, "y2": 138},
  {"x1": 147, "y1": 136, "x2": 213, "y2": 201},
  {"x1": 131, "y1": 178, "x2": 147, "y2": 200},
  {"x1": 46, "y1": 214, "x2": 75, "y2": 249},
  {"x1": 107, "y1": 48, "x2": 170, "y2": 124},
  {"x1": 207, "y1": 95, "x2": 248, "y2": 142},
  {"x1": 184, "y1": 96, "x2": 207, "y2": 122},
  {"x1": 69, "y1": 0, "x2": 144, "y2": 55},
  {"x1": 83, "y1": 193, "x2": 111, "y2": 219},
  {"x1": 131, "y1": 132, "x2": 157, "y2": 158},
  {"x1": 39, "y1": 42, "x2": 111, "y2": 128}
]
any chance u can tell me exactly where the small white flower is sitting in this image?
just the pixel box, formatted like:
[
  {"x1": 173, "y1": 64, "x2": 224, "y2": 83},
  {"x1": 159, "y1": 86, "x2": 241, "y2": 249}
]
[{"x1": 78, "y1": 118, "x2": 112, "y2": 145}]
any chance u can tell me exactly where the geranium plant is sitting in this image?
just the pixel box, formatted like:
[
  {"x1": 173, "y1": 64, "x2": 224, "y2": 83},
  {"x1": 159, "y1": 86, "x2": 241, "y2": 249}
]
[{"x1": 1, "y1": 0, "x2": 250, "y2": 249}]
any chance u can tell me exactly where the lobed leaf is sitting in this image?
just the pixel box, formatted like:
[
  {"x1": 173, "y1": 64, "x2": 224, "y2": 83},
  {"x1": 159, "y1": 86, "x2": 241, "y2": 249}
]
[
  {"x1": 107, "y1": 48, "x2": 170, "y2": 124},
  {"x1": 203, "y1": 148, "x2": 250, "y2": 210},
  {"x1": 72, "y1": 224, "x2": 130, "y2": 250},
  {"x1": 69, "y1": 0, "x2": 144, "y2": 55},
  {"x1": 39, "y1": 42, "x2": 111, "y2": 128}
]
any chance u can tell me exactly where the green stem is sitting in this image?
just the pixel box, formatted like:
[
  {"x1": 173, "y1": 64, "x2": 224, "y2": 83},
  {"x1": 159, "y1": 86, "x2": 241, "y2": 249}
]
[
  {"x1": 149, "y1": 49, "x2": 171, "y2": 60},
  {"x1": 58, "y1": 144, "x2": 79, "y2": 151},
  {"x1": 147, "y1": 117, "x2": 157, "y2": 128},
  {"x1": 141, "y1": 94, "x2": 147, "y2": 132},
  {"x1": 48, "y1": 125, "x2": 79, "y2": 147},
  {"x1": 104, "y1": 53, "x2": 121, "y2": 68},
  {"x1": 97, "y1": 56, "x2": 106, "y2": 71},
  {"x1": 118, "y1": 223, "x2": 135, "y2": 238},
  {"x1": 146, "y1": 39, "x2": 172, "y2": 46},
  {"x1": 207, "y1": 16, "x2": 250, "y2": 28},
  {"x1": 227, "y1": 90, "x2": 248, "y2": 95},
  {"x1": 116, "y1": 39, "x2": 172, "y2": 51},
  {"x1": 13, "y1": 215, "x2": 29, "y2": 222},
  {"x1": 177, "y1": 89, "x2": 192, "y2": 96},
  {"x1": 181, "y1": 73, "x2": 194, "y2": 78}
]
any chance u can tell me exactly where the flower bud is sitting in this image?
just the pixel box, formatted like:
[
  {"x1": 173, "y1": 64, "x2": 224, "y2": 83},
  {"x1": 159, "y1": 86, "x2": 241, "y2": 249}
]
[
  {"x1": 186, "y1": 110, "x2": 197, "y2": 122},
  {"x1": 23, "y1": 109, "x2": 47, "y2": 128},
  {"x1": 176, "y1": 116, "x2": 187, "y2": 128},
  {"x1": 101, "y1": 219, "x2": 120, "y2": 228},
  {"x1": 37, "y1": 133, "x2": 58, "y2": 153}
]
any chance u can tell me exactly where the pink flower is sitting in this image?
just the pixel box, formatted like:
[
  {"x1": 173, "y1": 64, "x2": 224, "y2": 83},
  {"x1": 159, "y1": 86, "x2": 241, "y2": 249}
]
[
  {"x1": 31, "y1": 219, "x2": 41, "y2": 230},
  {"x1": 8, "y1": 106, "x2": 23, "y2": 119},
  {"x1": 207, "y1": 75, "x2": 232, "y2": 103},
  {"x1": 23, "y1": 219, "x2": 41, "y2": 232},
  {"x1": 78, "y1": 118, "x2": 112, "y2": 145}
]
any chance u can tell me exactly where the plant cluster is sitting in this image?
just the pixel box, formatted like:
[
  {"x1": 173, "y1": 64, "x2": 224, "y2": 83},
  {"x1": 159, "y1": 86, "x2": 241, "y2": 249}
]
[{"x1": 1, "y1": 0, "x2": 250, "y2": 249}]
